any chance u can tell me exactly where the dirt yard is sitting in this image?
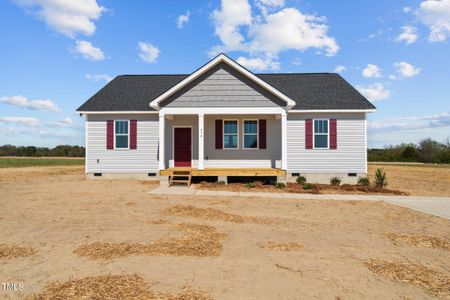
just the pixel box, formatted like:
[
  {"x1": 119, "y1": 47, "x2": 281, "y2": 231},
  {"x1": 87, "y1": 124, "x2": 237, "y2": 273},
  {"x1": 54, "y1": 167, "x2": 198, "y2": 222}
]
[
  {"x1": 1, "y1": 166, "x2": 450, "y2": 299},
  {"x1": 369, "y1": 163, "x2": 450, "y2": 196}
]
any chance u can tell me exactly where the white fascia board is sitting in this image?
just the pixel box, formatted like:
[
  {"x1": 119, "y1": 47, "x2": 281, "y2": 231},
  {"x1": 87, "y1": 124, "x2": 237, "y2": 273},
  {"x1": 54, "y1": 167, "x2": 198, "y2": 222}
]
[
  {"x1": 79, "y1": 111, "x2": 159, "y2": 115},
  {"x1": 288, "y1": 109, "x2": 376, "y2": 113},
  {"x1": 149, "y1": 54, "x2": 297, "y2": 110},
  {"x1": 160, "y1": 107, "x2": 285, "y2": 115}
]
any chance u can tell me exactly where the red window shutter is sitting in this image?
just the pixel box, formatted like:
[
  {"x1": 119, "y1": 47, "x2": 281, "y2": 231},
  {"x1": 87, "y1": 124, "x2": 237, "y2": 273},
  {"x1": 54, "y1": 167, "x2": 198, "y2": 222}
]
[
  {"x1": 305, "y1": 119, "x2": 313, "y2": 149},
  {"x1": 130, "y1": 120, "x2": 137, "y2": 149},
  {"x1": 106, "y1": 120, "x2": 114, "y2": 150},
  {"x1": 330, "y1": 119, "x2": 337, "y2": 149},
  {"x1": 259, "y1": 119, "x2": 267, "y2": 149},
  {"x1": 215, "y1": 120, "x2": 223, "y2": 149}
]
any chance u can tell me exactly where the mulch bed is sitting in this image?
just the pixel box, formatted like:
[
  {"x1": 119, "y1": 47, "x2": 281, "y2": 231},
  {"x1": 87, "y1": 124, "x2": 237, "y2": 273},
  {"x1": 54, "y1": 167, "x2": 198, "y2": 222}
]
[
  {"x1": 365, "y1": 258, "x2": 450, "y2": 299},
  {"x1": 195, "y1": 181, "x2": 407, "y2": 195},
  {"x1": 74, "y1": 223, "x2": 227, "y2": 260},
  {"x1": 27, "y1": 273, "x2": 212, "y2": 300}
]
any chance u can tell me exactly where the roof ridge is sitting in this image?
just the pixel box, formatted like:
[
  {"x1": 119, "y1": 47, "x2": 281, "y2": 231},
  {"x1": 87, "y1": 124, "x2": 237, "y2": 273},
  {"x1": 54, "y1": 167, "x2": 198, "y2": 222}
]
[{"x1": 119, "y1": 74, "x2": 189, "y2": 77}]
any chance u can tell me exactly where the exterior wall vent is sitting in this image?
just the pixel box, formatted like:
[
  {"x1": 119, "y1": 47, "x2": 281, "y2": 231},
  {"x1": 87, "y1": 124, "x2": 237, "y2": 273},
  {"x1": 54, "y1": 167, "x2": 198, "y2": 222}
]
[
  {"x1": 148, "y1": 173, "x2": 157, "y2": 177},
  {"x1": 291, "y1": 173, "x2": 300, "y2": 177},
  {"x1": 94, "y1": 173, "x2": 102, "y2": 177},
  {"x1": 348, "y1": 173, "x2": 357, "y2": 177}
]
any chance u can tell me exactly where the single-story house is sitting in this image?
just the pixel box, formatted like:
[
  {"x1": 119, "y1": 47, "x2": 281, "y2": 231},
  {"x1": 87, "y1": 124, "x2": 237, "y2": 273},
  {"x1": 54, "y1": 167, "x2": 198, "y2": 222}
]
[{"x1": 77, "y1": 54, "x2": 376, "y2": 184}]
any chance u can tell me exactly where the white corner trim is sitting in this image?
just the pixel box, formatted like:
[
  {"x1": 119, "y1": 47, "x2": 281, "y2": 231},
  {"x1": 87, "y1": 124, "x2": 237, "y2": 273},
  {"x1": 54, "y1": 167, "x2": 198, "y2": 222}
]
[
  {"x1": 288, "y1": 109, "x2": 376, "y2": 113},
  {"x1": 149, "y1": 54, "x2": 296, "y2": 110}
]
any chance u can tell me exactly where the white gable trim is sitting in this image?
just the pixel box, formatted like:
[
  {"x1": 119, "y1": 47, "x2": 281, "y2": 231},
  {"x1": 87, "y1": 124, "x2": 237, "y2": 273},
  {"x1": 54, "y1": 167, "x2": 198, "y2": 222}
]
[{"x1": 149, "y1": 54, "x2": 297, "y2": 111}]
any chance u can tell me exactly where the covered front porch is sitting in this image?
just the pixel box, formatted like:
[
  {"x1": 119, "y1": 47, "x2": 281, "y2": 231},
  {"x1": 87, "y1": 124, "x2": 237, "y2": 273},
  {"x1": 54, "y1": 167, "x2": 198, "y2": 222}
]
[{"x1": 157, "y1": 107, "x2": 288, "y2": 181}]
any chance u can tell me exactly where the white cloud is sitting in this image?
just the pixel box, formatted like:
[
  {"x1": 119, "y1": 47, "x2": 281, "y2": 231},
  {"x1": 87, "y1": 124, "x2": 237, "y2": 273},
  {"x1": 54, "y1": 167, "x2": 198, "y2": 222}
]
[
  {"x1": 368, "y1": 112, "x2": 450, "y2": 132},
  {"x1": 13, "y1": 0, "x2": 105, "y2": 38},
  {"x1": 74, "y1": 40, "x2": 105, "y2": 61},
  {"x1": 0, "y1": 117, "x2": 40, "y2": 127},
  {"x1": 212, "y1": 0, "x2": 252, "y2": 51},
  {"x1": 394, "y1": 61, "x2": 421, "y2": 77},
  {"x1": 404, "y1": 6, "x2": 413, "y2": 13},
  {"x1": 334, "y1": 65, "x2": 346, "y2": 73},
  {"x1": 256, "y1": 0, "x2": 285, "y2": 8},
  {"x1": 395, "y1": 25, "x2": 419, "y2": 44},
  {"x1": 362, "y1": 64, "x2": 382, "y2": 78},
  {"x1": 177, "y1": 11, "x2": 190, "y2": 29},
  {"x1": 236, "y1": 56, "x2": 280, "y2": 70},
  {"x1": 45, "y1": 117, "x2": 79, "y2": 128},
  {"x1": 357, "y1": 83, "x2": 391, "y2": 102},
  {"x1": 417, "y1": 0, "x2": 450, "y2": 42},
  {"x1": 210, "y1": 0, "x2": 339, "y2": 63},
  {"x1": 0, "y1": 95, "x2": 62, "y2": 113},
  {"x1": 138, "y1": 42, "x2": 160, "y2": 64},
  {"x1": 85, "y1": 74, "x2": 113, "y2": 83}
]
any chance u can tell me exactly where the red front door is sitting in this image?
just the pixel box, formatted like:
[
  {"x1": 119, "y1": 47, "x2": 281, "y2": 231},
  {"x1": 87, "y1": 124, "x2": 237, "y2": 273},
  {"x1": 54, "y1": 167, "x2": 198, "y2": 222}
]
[{"x1": 174, "y1": 127, "x2": 192, "y2": 167}]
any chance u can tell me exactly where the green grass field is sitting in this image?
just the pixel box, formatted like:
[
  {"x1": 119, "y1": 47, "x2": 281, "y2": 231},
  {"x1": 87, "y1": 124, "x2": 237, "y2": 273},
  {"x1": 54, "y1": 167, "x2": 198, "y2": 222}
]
[{"x1": 0, "y1": 157, "x2": 85, "y2": 168}]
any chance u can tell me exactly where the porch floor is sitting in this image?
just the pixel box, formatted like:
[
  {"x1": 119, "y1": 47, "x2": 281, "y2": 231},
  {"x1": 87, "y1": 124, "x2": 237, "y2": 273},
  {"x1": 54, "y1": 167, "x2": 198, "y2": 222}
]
[{"x1": 160, "y1": 167, "x2": 286, "y2": 177}]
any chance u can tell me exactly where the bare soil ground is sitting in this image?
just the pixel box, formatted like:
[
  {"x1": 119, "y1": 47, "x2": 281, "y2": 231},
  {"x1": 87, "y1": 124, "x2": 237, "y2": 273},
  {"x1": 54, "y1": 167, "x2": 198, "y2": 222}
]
[
  {"x1": 1, "y1": 166, "x2": 450, "y2": 299},
  {"x1": 368, "y1": 163, "x2": 450, "y2": 196}
]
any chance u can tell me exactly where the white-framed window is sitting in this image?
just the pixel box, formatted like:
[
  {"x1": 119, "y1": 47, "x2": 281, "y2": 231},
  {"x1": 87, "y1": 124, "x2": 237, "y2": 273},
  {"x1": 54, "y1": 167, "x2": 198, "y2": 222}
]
[
  {"x1": 313, "y1": 119, "x2": 329, "y2": 149},
  {"x1": 223, "y1": 120, "x2": 238, "y2": 149},
  {"x1": 115, "y1": 120, "x2": 129, "y2": 149},
  {"x1": 243, "y1": 120, "x2": 258, "y2": 149}
]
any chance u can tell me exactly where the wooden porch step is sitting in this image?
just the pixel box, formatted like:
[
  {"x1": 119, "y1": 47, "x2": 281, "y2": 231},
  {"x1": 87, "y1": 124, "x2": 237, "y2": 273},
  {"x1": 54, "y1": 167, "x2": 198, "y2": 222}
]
[{"x1": 169, "y1": 170, "x2": 192, "y2": 187}]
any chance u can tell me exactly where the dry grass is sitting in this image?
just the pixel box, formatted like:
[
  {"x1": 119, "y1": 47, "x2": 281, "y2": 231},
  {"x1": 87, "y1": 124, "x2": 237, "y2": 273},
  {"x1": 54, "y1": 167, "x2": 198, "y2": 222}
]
[
  {"x1": 147, "y1": 218, "x2": 171, "y2": 225},
  {"x1": 74, "y1": 223, "x2": 227, "y2": 260},
  {"x1": 27, "y1": 273, "x2": 212, "y2": 300},
  {"x1": 0, "y1": 244, "x2": 36, "y2": 259},
  {"x1": 364, "y1": 259, "x2": 450, "y2": 299},
  {"x1": 369, "y1": 163, "x2": 450, "y2": 196},
  {"x1": 386, "y1": 233, "x2": 450, "y2": 251},
  {"x1": 259, "y1": 242, "x2": 302, "y2": 251},
  {"x1": 162, "y1": 205, "x2": 275, "y2": 224}
]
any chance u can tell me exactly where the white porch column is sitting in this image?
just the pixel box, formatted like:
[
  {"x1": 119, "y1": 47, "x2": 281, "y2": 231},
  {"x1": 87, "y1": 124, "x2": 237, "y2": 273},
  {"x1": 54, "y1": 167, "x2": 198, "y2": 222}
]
[
  {"x1": 198, "y1": 113, "x2": 205, "y2": 170},
  {"x1": 158, "y1": 113, "x2": 165, "y2": 170},
  {"x1": 281, "y1": 112, "x2": 287, "y2": 170}
]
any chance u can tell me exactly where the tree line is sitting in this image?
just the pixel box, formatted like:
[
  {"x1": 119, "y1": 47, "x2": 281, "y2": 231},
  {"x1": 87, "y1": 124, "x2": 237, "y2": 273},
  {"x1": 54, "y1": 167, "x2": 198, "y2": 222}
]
[
  {"x1": 0, "y1": 145, "x2": 85, "y2": 157},
  {"x1": 368, "y1": 138, "x2": 450, "y2": 164}
]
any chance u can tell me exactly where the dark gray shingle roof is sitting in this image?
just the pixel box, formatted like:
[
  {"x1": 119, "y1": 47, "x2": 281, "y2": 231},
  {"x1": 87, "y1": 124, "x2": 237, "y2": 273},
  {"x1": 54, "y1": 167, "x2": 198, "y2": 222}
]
[{"x1": 77, "y1": 73, "x2": 375, "y2": 111}]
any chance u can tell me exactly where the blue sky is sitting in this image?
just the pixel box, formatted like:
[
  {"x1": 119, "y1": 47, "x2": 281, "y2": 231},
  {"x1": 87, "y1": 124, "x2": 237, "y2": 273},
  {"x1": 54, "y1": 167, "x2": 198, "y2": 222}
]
[{"x1": 0, "y1": 0, "x2": 449, "y2": 148}]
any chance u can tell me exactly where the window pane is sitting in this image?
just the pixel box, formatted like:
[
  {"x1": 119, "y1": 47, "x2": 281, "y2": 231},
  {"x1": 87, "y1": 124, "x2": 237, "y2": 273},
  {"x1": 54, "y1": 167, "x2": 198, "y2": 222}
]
[
  {"x1": 115, "y1": 121, "x2": 128, "y2": 134},
  {"x1": 224, "y1": 121, "x2": 237, "y2": 134},
  {"x1": 314, "y1": 135, "x2": 328, "y2": 148},
  {"x1": 314, "y1": 120, "x2": 319, "y2": 133},
  {"x1": 322, "y1": 120, "x2": 328, "y2": 133},
  {"x1": 244, "y1": 135, "x2": 257, "y2": 148},
  {"x1": 224, "y1": 134, "x2": 237, "y2": 148},
  {"x1": 244, "y1": 121, "x2": 257, "y2": 134},
  {"x1": 116, "y1": 135, "x2": 128, "y2": 148}
]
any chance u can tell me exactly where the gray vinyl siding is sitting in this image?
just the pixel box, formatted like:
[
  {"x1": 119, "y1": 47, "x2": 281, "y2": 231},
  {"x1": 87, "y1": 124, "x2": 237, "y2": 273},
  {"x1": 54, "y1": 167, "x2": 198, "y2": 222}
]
[
  {"x1": 164, "y1": 115, "x2": 199, "y2": 168},
  {"x1": 287, "y1": 113, "x2": 366, "y2": 173},
  {"x1": 204, "y1": 115, "x2": 281, "y2": 168},
  {"x1": 86, "y1": 114, "x2": 159, "y2": 173},
  {"x1": 161, "y1": 63, "x2": 286, "y2": 108}
]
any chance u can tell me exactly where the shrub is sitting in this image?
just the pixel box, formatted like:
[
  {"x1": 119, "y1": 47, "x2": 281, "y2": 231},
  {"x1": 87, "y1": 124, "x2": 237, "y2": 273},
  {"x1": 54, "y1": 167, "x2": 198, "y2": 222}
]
[
  {"x1": 246, "y1": 182, "x2": 255, "y2": 188},
  {"x1": 330, "y1": 176, "x2": 342, "y2": 186},
  {"x1": 216, "y1": 181, "x2": 226, "y2": 185},
  {"x1": 275, "y1": 182, "x2": 286, "y2": 189},
  {"x1": 357, "y1": 176, "x2": 370, "y2": 186},
  {"x1": 296, "y1": 175, "x2": 307, "y2": 185},
  {"x1": 374, "y1": 168, "x2": 388, "y2": 189},
  {"x1": 303, "y1": 183, "x2": 315, "y2": 190}
]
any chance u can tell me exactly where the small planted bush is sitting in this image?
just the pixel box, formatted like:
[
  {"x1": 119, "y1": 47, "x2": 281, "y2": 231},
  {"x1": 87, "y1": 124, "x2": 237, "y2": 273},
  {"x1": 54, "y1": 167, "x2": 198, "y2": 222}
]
[
  {"x1": 296, "y1": 175, "x2": 307, "y2": 185},
  {"x1": 374, "y1": 168, "x2": 388, "y2": 189},
  {"x1": 246, "y1": 182, "x2": 256, "y2": 188},
  {"x1": 357, "y1": 176, "x2": 370, "y2": 186},
  {"x1": 275, "y1": 182, "x2": 286, "y2": 189},
  {"x1": 303, "y1": 183, "x2": 315, "y2": 190},
  {"x1": 216, "y1": 180, "x2": 226, "y2": 185},
  {"x1": 330, "y1": 176, "x2": 342, "y2": 186}
]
